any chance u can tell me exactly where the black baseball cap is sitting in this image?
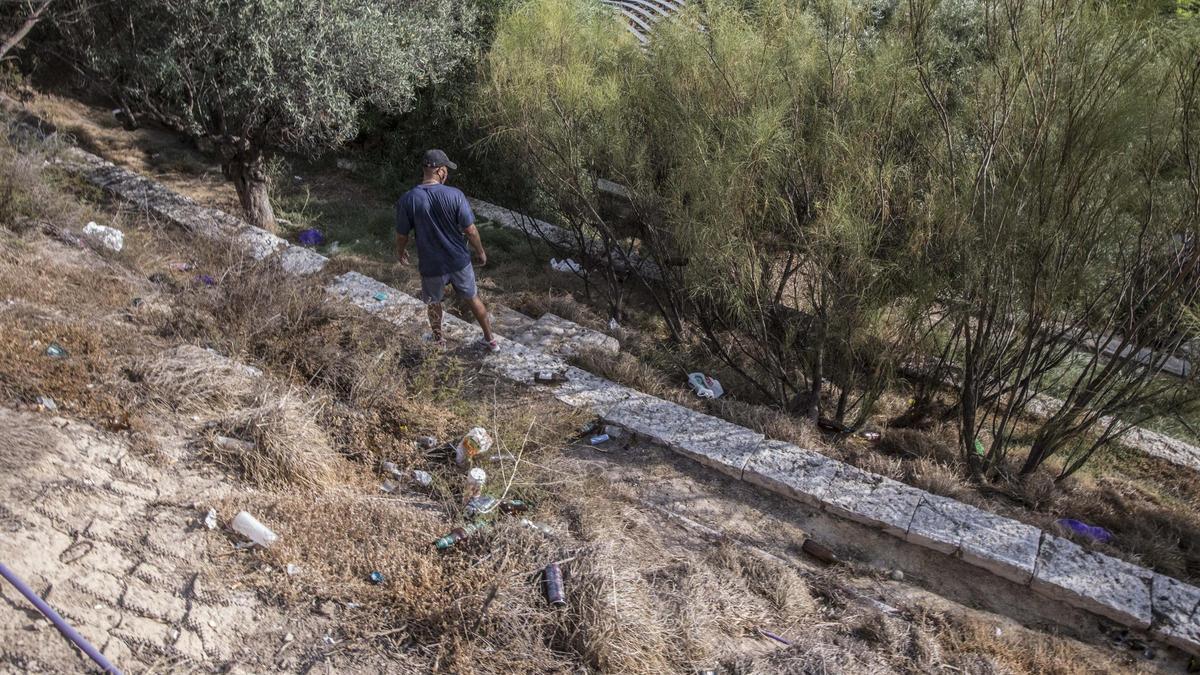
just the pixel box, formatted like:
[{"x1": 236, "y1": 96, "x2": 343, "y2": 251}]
[{"x1": 422, "y1": 149, "x2": 457, "y2": 170}]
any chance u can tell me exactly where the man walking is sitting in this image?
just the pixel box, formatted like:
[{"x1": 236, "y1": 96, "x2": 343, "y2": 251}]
[{"x1": 395, "y1": 149, "x2": 499, "y2": 351}]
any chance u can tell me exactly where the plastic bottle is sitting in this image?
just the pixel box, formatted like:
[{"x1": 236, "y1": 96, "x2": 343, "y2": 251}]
[
  {"x1": 463, "y1": 467, "x2": 487, "y2": 504},
  {"x1": 500, "y1": 500, "x2": 530, "y2": 514},
  {"x1": 231, "y1": 511, "x2": 278, "y2": 548},
  {"x1": 434, "y1": 522, "x2": 488, "y2": 550},
  {"x1": 465, "y1": 495, "x2": 499, "y2": 516}
]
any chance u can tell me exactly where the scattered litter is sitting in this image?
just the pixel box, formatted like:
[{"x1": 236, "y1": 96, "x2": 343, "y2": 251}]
[
  {"x1": 519, "y1": 519, "x2": 554, "y2": 537},
  {"x1": 328, "y1": 241, "x2": 341, "y2": 254},
  {"x1": 800, "y1": 538, "x2": 838, "y2": 564},
  {"x1": 687, "y1": 372, "x2": 724, "y2": 399},
  {"x1": 344, "y1": 602, "x2": 361, "y2": 610},
  {"x1": 35, "y1": 396, "x2": 57, "y2": 412},
  {"x1": 589, "y1": 434, "x2": 610, "y2": 445},
  {"x1": 757, "y1": 628, "x2": 792, "y2": 646},
  {"x1": 203, "y1": 508, "x2": 218, "y2": 530},
  {"x1": 380, "y1": 461, "x2": 403, "y2": 479},
  {"x1": 488, "y1": 453, "x2": 516, "y2": 463},
  {"x1": 973, "y1": 438, "x2": 986, "y2": 456},
  {"x1": 859, "y1": 430, "x2": 882, "y2": 442},
  {"x1": 172, "y1": 262, "x2": 193, "y2": 272},
  {"x1": 231, "y1": 511, "x2": 278, "y2": 548},
  {"x1": 463, "y1": 467, "x2": 487, "y2": 503},
  {"x1": 608, "y1": 317, "x2": 620, "y2": 331},
  {"x1": 889, "y1": 569, "x2": 904, "y2": 582},
  {"x1": 542, "y1": 563, "x2": 567, "y2": 607},
  {"x1": 550, "y1": 258, "x2": 584, "y2": 274},
  {"x1": 322, "y1": 635, "x2": 334, "y2": 645},
  {"x1": 45, "y1": 343, "x2": 68, "y2": 359},
  {"x1": 368, "y1": 571, "x2": 384, "y2": 585},
  {"x1": 82, "y1": 221, "x2": 124, "y2": 253},
  {"x1": 214, "y1": 436, "x2": 256, "y2": 454},
  {"x1": 380, "y1": 480, "x2": 398, "y2": 494},
  {"x1": 414, "y1": 436, "x2": 438, "y2": 450},
  {"x1": 372, "y1": 291, "x2": 388, "y2": 302},
  {"x1": 533, "y1": 370, "x2": 568, "y2": 384},
  {"x1": 455, "y1": 427, "x2": 493, "y2": 465},
  {"x1": 297, "y1": 228, "x2": 324, "y2": 247},
  {"x1": 465, "y1": 495, "x2": 499, "y2": 516},
  {"x1": 195, "y1": 274, "x2": 216, "y2": 287},
  {"x1": 435, "y1": 522, "x2": 488, "y2": 550},
  {"x1": 500, "y1": 500, "x2": 530, "y2": 514},
  {"x1": 411, "y1": 470, "x2": 433, "y2": 488},
  {"x1": 286, "y1": 564, "x2": 299, "y2": 576},
  {"x1": 1056, "y1": 518, "x2": 1113, "y2": 544}
]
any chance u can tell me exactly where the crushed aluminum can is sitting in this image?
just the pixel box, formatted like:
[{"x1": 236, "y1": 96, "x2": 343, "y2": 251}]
[{"x1": 589, "y1": 434, "x2": 610, "y2": 445}]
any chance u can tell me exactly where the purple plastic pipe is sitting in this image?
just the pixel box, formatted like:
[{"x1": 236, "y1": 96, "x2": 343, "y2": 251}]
[{"x1": 0, "y1": 562, "x2": 122, "y2": 674}]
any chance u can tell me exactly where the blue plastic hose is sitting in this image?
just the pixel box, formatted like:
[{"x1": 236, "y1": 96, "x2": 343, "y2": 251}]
[{"x1": 0, "y1": 562, "x2": 122, "y2": 674}]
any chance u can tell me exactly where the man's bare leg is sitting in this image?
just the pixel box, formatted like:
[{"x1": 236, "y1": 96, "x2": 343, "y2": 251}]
[
  {"x1": 465, "y1": 296, "x2": 495, "y2": 342},
  {"x1": 427, "y1": 302, "x2": 444, "y2": 341}
]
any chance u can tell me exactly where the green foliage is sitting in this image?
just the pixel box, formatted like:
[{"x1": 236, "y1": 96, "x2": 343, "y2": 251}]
[
  {"x1": 485, "y1": 0, "x2": 1200, "y2": 477},
  {"x1": 63, "y1": 0, "x2": 476, "y2": 155}
]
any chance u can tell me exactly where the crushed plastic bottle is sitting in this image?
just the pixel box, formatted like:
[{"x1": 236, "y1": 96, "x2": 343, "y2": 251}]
[{"x1": 465, "y1": 495, "x2": 499, "y2": 516}]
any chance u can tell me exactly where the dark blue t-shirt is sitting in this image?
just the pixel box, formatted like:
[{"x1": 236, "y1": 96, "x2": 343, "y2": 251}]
[{"x1": 395, "y1": 183, "x2": 475, "y2": 277}]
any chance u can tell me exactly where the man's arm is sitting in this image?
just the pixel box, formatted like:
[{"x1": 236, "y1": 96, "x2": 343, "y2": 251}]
[
  {"x1": 395, "y1": 197, "x2": 411, "y2": 265},
  {"x1": 464, "y1": 224, "x2": 487, "y2": 267},
  {"x1": 395, "y1": 233, "x2": 410, "y2": 265}
]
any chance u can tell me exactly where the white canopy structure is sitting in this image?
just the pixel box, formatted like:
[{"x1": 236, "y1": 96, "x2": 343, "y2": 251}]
[{"x1": 601, "y1": 0, "x2": 686, "y2": 43}]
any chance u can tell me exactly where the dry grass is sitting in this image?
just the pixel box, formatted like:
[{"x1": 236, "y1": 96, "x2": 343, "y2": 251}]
[
  {"x1": 571, "y1": 347, "x2": 694, "y2": 409},
  {"x1": 136, "y1": 344, "x2": 262, "y2": 416},
  {"x1": 207, "y1": 387, "x2": 346, "y2": 490}
]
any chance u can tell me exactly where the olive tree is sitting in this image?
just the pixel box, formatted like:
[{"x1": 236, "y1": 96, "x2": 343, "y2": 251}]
[{"x1": 61, "y1": 0, "x2": 476, "y2": 231}]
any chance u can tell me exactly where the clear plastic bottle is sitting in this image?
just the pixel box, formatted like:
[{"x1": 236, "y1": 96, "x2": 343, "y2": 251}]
[{"x1": 231, "y1": 511, "x2": 277, "y2": 547}]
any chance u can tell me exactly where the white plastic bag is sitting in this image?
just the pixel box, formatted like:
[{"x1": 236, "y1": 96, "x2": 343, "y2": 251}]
[
  {"x1": 550, "y1": 258, "x2": 584, "y2": 275},
  {"x1": 687, "y1": 372, "x2": 724, "y2": 399}
]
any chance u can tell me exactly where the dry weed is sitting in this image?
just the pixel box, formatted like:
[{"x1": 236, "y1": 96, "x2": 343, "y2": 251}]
[
  {"x1": 208, "y1": 387, "x2": 345, "y2": 490},
  {"x1": 571, "y1": 348, "x2": 688, "y2": 406},
  {"x1": 136, "y1": 344, "x2": 262, "y2": 417}
]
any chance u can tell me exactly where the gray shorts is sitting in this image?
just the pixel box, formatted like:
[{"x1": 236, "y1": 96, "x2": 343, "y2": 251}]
[{"x1": 420, "y1": 264, "x2": 477, "y2": 304}]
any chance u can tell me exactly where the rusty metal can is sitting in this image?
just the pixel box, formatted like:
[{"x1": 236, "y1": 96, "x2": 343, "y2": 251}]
[{"x1": 543, "y1": 563, "x2": 566, "y2": 607}]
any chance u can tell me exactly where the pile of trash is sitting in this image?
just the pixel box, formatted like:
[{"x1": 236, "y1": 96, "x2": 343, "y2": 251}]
[{"x1": 206, "y1": 425, "x2": 573, "y2": 608}]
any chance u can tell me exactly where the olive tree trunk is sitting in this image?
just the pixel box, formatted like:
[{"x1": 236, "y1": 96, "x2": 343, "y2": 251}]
[{"x1": 221, "y1": 144, "x2": 277, "y2": 233}]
